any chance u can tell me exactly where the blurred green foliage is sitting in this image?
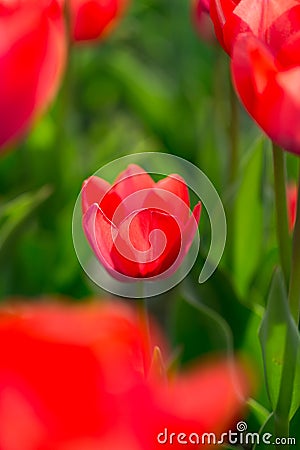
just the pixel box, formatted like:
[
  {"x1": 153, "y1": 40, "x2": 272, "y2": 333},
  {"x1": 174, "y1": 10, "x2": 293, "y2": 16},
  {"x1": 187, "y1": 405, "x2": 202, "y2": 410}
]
[{"x1": 0, "y1": 0, "x2": 262, "y2": 299}]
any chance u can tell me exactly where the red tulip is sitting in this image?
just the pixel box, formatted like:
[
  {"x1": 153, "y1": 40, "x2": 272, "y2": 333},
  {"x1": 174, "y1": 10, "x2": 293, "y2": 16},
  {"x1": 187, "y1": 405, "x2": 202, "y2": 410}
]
[
  {"x1": 208, "y1": 0, "x2": 300, "y2": 154},
  {"x1": 82, "y1": 164, "x2": 201, "y2": 280},
  {"x1": 287, "y1": 183, "x2": 298, "y2": 232},
  {"x1": 192, "y1": 0, "x2": 216, "y2": 43},
  {"x1": 0, "y1": 0, "x2": 66, "y2": 150},
  {"x1": 0, "y1": 300, "x2": 251, "y2": 449},
  {"x1": 210, "y1": 0, "x2": 300, "y2": 54},
  {"x1": 231, "y1": 29, "x2": 300, "y2": 155},
  {"x1": 69, "y1": 0, "x2": 129, "y2": 42}
]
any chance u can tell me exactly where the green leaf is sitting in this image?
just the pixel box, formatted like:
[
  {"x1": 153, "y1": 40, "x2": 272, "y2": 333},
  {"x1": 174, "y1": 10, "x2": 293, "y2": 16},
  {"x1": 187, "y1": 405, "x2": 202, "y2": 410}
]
[
  {"x1": 233, "y1": 138, "x2": 264, "y2": 296},
  {"x1": 253, "y1": 413, "x2": 274, "y2": 450},
  {"x1": 0, "y1": 186, "x2": 52, "y2": 254},
  {"x1": 247, "y1": 398, "x2": 270, "y2": 426},
  {"x1": 259, "y1": 269, "x2": 300, "y2": 419},
  {"x1": 170, "y1": 287, "x2": 233, "y2": 364}
]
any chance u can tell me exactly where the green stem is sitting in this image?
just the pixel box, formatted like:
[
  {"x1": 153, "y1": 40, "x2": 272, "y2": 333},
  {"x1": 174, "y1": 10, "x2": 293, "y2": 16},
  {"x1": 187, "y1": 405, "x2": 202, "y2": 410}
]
[
  {"x1": 226, "y1": 82, "x2": 240, "y2": 271},
  {"x1": 53, "y1": 2, "x2": 74, "y2": 196},
  {"x1": 272, "y1": 143, "x2": 291, "y2": 287},
  {"x1": 274, "y1": 323, "x2": 297, "y2": 449},
  {"x1": 288, "y1": 166, "x2": 300, "y2": 324},
  {"x1": 229, "y1": 83, "x2": 239, "y2": 185},
  {"x1": 273, "y1": 165, "x2": 300, "y2": 448},
  {"x1": 274, "y1": 413, "x2": 290, "y2": 449},
  {"x1": 272, "y1": 146, "x2": 296, "y2": 449},
  {"x1": 137, "y1": 294, "x2": 152, "y2": 375}
]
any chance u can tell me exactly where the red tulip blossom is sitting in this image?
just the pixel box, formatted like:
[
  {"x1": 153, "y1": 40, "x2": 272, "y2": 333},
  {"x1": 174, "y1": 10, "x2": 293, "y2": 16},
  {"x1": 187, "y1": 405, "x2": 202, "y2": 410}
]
[
  {"x1": 69, "y1": 0, "x2": 129, "y2": 42},
  {"x1": 82, "y1": 164, "x2": 201, "y2": 280},
  {"x1": 0, "y1": 0, "x2": 66, "y2": 150},
  {"x1": 192, "y1": 0, "x2": 215, "y2": 43},
  {"x1": 0, "y1": 300, "x2": 251, "y2": 450},
  {"x1": 287, "y1": 183, "x2": 298, "y2": 232},
  {"x1": 209, "y1": 0, "x2": 300, "y2": 55},
  {"x1": 209, "y1": 0, "x2": 300, "y2": 154}
]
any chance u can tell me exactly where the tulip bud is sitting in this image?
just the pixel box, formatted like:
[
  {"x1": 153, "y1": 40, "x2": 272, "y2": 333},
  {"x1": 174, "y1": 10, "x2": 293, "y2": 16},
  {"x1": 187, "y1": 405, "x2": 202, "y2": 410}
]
[
  {"x1": 69, "y1": 0, "x2": 129, "y2": 42},
  {"x1": 192, "y1": 0, "x2": 216, "y2": 43}
]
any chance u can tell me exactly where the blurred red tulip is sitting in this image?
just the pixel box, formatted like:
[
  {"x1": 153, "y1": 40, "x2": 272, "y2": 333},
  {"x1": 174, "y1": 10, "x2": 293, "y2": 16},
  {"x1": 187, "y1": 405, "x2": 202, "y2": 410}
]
[
  {"x1": 231, "y1": 29, "x2": 300, "y2": 155},
  {"x1": 0, "y1": 300, "x2": 251, "y2": 450},
  {"x1": 82, "y1": 164, "x2": 201, "y2": 280},
  {"x1": 209, "y1": 0, "x2": 299, "y2": 54},
  {"x1": 287, "y1": 183, "x2": 298, "y2": 232},
  {"x1": 208, "y1": 0, "x2": 300, "y2": 154},
  {"x1": 192, "y1": 0, "x2": 216, "y2": 43},
  {"x1": 69, "y1": 0, "x2": 129, "y2": 42},
  {"x1": 0, "y1": 0, "x2": 66, "y2": 150}
]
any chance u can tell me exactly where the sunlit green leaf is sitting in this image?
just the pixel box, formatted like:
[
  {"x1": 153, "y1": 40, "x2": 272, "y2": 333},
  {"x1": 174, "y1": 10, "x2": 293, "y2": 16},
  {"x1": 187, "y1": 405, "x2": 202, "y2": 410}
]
[
  {"x1": 234, "y1": 138, "x2": 264, "y2": 296},
  {"x1": 259, "y1": 269, "x2": 300, "y2": 419},
  {"x1": 0, "y1": 186, "x2": 52, "y2": 254}
]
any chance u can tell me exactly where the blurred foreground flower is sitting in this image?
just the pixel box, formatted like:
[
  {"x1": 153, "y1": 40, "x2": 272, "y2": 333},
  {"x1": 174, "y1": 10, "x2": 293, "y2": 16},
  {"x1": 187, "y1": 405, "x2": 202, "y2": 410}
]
[
  {"x1": 69, "y1": 0, "x2": 129, "y2": 42},
  {"x1": 0, "y1": 0, "x2": 66, "y2": 150},
  {"x1": 210, "y1": 0, "x2": 300, "y2": 154},
  {"x1": 0, "y1": 300, "x2": 250, "y2": 450},
  {"x1": 82, "y1": 164, "x2": 201, "y2": 280},
  {"x1": 287, "y1": 183, "x2": 298, "y2": 232}
]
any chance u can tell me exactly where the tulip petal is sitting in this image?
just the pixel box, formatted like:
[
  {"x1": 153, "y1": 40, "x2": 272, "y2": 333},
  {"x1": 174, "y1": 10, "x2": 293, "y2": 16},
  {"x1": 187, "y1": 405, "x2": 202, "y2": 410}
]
[
  {"x1": 82, "y1": 176, "x2": 127, "y2": 224},
  {"x1": 161, "y1": 359, "x2": 250, "y2": 434},
  {"x1": 112, "y1": 164, "x2": 155, "y2": 200},
  {"x1": 232, "y1": 33, "x2": 300, "y2": 154},
  {"x1": 211, "y1": 0, "x2": 300, "y2": 54},
  {"x1": 83, "y1": 203, "x2": 142, "y2": 278},
  {"x1": 276, "y1": 29, "x2": 300, "y2": 67},
  {"x1": 267, "y1": 4, "x2": 300, "y2": 57},
  {"x1": 0, "y1": 1, "x2": 66, "y2": 149},
  {"x1": 231, "y1": 34, "x2": 276, "y2": 120},
  {"x1": 0, "y1": 302, "x2": 151, "y2": 448},
  {"x1": 210, "y1": 0, "x2": 239, "y2": 52},
  {"x1": 160, "y1": 201, "x2": 201, "y2": 277},
  {"x1": 70, "y1": 0, "x2": 128, "y2": 42},
  {"x1": 0, "y1": 388, "x2": 47, "y2": 450},
  {"x1": 132, "y1": 358, "x2": 251, "y2": 450},
  {"x1": 82, "y1": 176, "x2": 111, "y2": 215},
  {"x1": 156, "y1": 174, "x2": 190, "y2": 222},
  {"x1": 287, "y1": 183, "x2": 298, "y2": 232},
  {"x1": 113, "y1": 208, "x2": 181, "y2": 278},
  {"x1": 182, "y1": 201, "x2": 201, "y2": 253},
  {"x1": 0, "y1": 303, "x2": 250, "y2": 450},
  {"x1": 193, "y1": 0, "x2": 216, "y2": 42},
  {"x1": 82, "y1": 203, "x2": 118, "y2": 276},
  {"x1": 233, "y1": 0, "x2": 298, "y2": 37}
]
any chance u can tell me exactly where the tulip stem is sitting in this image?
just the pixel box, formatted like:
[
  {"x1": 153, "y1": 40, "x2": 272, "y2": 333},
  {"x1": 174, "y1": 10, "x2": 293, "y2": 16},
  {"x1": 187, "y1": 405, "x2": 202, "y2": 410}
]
[
  {"x1": 272, "y1": 143, "x2": 291, "y2": 287},
  {"x1": 229, "y1": 82, "x2": 239, "y2": 185},
  {"x1": 288, "y1": 165, "x2": 300, "y2": 324},
  {"x1": 226, "y1": 80, "x2": 240, "y2": 271},
  {"x1": 274, "y1": 413, "x2": 290, "y2": 449},
  {"x1": 137, "y1": 295, "x2": 152, "y2": 375}
]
